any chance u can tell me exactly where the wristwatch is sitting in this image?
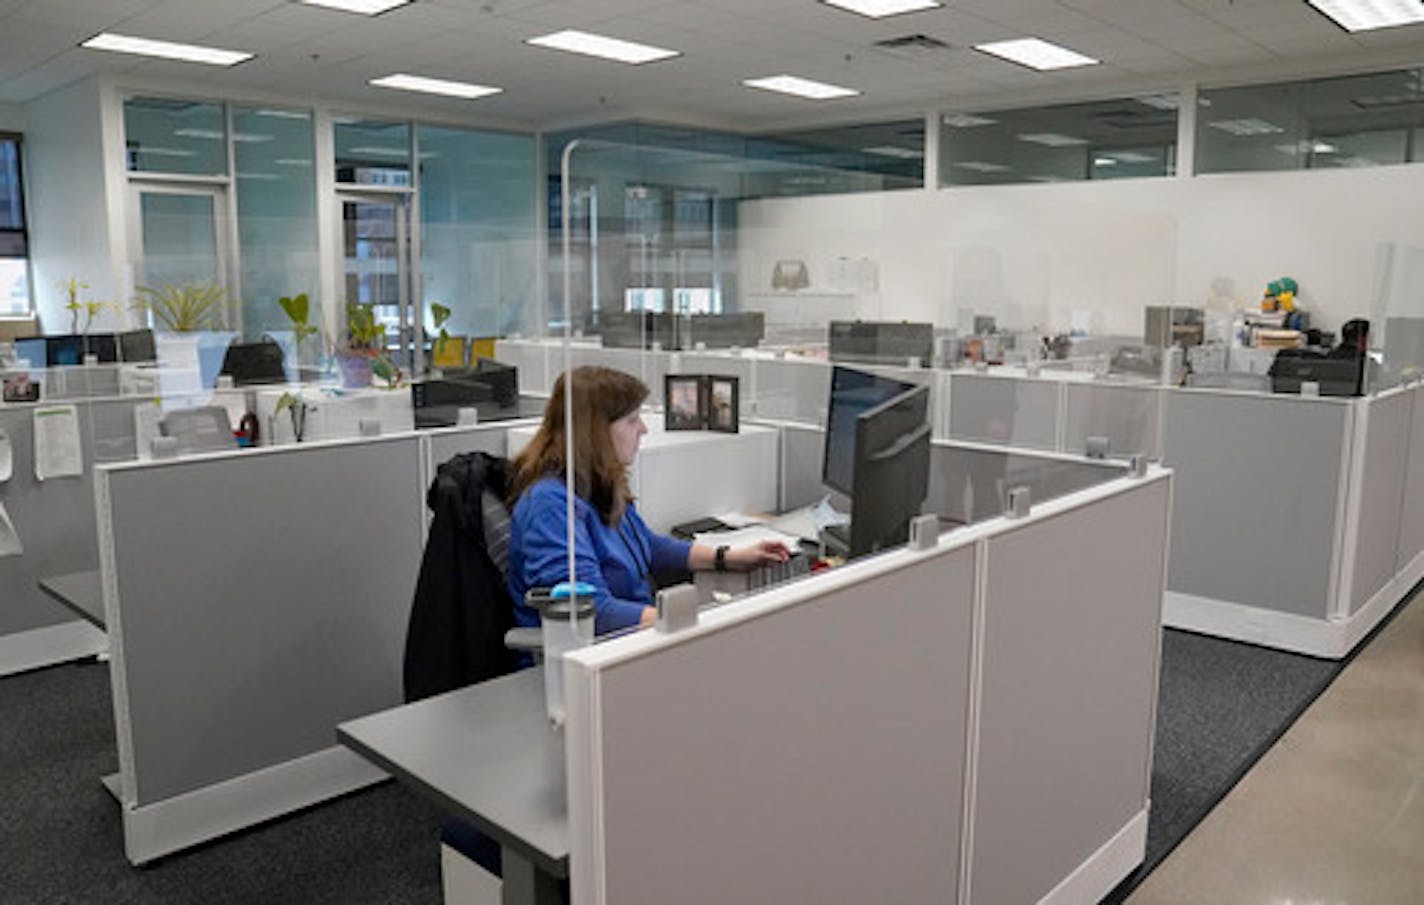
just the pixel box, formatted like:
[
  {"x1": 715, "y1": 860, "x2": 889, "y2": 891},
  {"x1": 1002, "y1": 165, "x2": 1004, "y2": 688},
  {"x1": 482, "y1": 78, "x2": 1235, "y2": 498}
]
[{"x1": 714, "y1": 545, "x2": 730, "y2": 572}]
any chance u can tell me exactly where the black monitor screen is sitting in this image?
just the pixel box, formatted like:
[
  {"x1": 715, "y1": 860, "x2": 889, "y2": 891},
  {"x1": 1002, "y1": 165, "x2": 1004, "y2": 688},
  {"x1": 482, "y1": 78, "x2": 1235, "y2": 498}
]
[
  {"x1": 1268, "y1": 350, "x2": 1363, "y2": 397},
  {"x1": 47, "y1": 335, "x2": 85, "y2": 366},
  {"x1": 823, "y1": 366, "x2": 919, "y2": 496},
  {"x1": 119, "y1": 329, "x2": 157, "y2": 363},
  {"x1": 850, "y1": 384, "x2": 932, "y2": 557},
  {"x1": 85, "y1": 333, "x2": 119, "y2": 364}
]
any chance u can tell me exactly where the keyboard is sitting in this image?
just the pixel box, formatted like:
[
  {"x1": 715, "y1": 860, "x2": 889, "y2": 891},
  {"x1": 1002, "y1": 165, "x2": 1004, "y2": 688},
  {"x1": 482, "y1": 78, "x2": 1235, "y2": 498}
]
[{"x1": 693, "y1": 551, "x2": 812, "y2": 603}]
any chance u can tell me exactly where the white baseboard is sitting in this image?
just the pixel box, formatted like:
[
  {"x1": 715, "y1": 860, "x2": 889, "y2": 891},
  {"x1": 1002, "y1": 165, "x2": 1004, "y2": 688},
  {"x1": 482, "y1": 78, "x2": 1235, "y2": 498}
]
[
  {"x1": 0, "y1": 620, "x2": 106, "y2": 677},
  {"x1": 441, "y1": 842, "x2": 503, "y2": 905},
  {"x1": 120, "y1": 745, "x2": 388, "y2": 865},
  {"x1": 1037, "y1": 807, "x2": 1148, "y2": 905},
  {"x1": 1163, "y1": 567, "x2": 1419, "y2": 660}
]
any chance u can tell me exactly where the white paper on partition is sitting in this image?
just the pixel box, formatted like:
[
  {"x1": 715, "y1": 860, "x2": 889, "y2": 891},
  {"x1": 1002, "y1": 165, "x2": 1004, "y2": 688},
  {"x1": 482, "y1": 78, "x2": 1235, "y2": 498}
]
[
  {"x1": 33, "y1": 405, "x2": 83, "y2": 480},
  {"x1": 0, "y1": 427, "x2": 12, "y2": 482},
  {"x1": 0, "y1": 501, "x2": 21, "y2": 556}
]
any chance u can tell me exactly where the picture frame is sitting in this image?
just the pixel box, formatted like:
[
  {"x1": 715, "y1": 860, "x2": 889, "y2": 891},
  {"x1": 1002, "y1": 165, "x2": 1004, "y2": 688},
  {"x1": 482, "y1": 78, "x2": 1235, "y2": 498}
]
[
  {"x1": 706, "y1": 375, "x2": 739, "y2": 433},
  {"x1": 662, "y1": 374, "x2": 740, "y2": 433},
  {"x1": 2, "y1": 373, "x2": 40, "y2": 404},
  {"x1": 663, "y1": 374, "x2": 707, "y2": 431}
]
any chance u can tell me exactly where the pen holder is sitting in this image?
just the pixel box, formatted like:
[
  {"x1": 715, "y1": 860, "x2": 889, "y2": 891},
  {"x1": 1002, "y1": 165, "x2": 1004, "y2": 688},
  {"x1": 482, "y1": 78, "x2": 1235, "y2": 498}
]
[{"x1": 527, "y1": 583, "x2": 595, "y2": 728}]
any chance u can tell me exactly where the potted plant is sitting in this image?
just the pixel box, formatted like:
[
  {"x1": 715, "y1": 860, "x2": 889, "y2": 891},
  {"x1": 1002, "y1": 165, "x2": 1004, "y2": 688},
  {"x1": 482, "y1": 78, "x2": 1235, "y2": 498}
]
[
  {"x1": 337, "y1": 301, "x2": 385, "y2": 389},
  {"x1": 277, "y1": 292, "x2": 322, "y2": 378},
  {"x1": 59, "y1": 277, "x2": 89, "y2": 333},
  {"x1": 134, "y1": 281, "x2": 230, "y2": 332},
  {"x1": 429, "y1": 302, "x2": 466, "y2": 370}
]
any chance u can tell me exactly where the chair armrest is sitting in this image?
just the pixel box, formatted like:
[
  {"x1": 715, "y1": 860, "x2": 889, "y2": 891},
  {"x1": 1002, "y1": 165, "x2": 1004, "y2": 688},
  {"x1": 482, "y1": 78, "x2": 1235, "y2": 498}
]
[{"x1": 504, "y1": 627, "x2": 543, "y2": 653}]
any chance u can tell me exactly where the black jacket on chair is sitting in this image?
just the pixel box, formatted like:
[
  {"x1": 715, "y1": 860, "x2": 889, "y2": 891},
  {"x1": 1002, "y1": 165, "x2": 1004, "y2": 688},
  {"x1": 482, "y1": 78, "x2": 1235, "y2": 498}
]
[{"x1": 403, "y1": 451, "x2": 518, "y2": 702}]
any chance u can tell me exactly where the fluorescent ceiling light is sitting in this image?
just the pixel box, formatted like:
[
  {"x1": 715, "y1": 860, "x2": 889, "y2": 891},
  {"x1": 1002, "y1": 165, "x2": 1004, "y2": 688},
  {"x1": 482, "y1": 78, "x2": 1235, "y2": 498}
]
[
  {"x1": 80, "y1": 32, "x2": 252, "y2": 66},
  {"x1": 862, "y1": 145, "x2": 924, "y2": 159},
  {"x1": 1307, "y1": 0, "x2": 1424, "y2": 31},
  {"x1": 1016, "y1": 132, "x2": 1088, "y2": 147},
  {"x1": 1273, "y1": 140, "x2": 1339, "y2": 155},
  {"x1": 942, "y1": 113, "x2": 997, "y2": 127},
  {"x1": 254, "y1": 108, "x2": 311, "y2": 120},
  {"x1": 1101, "y1": 151, "x2": 1158, "y2": 164},
  {"x1": 1093, "y1": 157, "x2": 1117, "y2": 166},
  {"x1": 1135, "y1": 93, "x2": 1179, "y2": 110},
  {"x1": 974, "y1": 37, "x2": 1098, "y2": 71},
  {"x1": 370, "y1": 73, "x2": 502, "y2": 100},
  {"x1": 299, "y1": 0, "x2": 411, "y2": 14},
  {"x1": 526, "y1": 29, "x2": 679, "y2": 65},
  {"x1": 134, "y1": 147, "x2": 195, "y2": 158},
  {"x1": 1207, "y1": 118, "x2": 1283, "y2": 136},
  {"x1": 821, "y1": 0, "x2": 941, "y2": 18},
  {"x1": 954, "y1": 161, "x2": 1010, "y2": 172},
  {"x1": 173, "y1": 128, "x2": 272, "y2": 143},
  {"x1": 347, "y1": 146, "x2": 409, "y2": 156},
  {"x1": 743, "y1": 75, "x2": 859, "y2": 100},
  {"x1": 275, "y1": 158, "x2": 314, "y2": 167}
]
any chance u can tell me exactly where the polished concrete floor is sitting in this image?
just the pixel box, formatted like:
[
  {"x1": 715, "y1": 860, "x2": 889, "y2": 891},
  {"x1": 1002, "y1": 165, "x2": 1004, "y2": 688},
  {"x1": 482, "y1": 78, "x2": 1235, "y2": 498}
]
[{"x1": 1127, "y1": 587, "x2": 1424, "y2": 905}]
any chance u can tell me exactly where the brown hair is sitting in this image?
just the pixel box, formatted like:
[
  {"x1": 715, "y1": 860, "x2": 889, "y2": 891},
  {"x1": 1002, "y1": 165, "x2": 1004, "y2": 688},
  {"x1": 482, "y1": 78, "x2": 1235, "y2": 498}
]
[{"x1": 509, "y1": 366, "x2": 649, "y2": 524}]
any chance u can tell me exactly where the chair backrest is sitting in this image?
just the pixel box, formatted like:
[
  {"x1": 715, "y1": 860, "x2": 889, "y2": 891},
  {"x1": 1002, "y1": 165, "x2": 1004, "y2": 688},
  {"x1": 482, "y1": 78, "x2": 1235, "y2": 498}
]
[{"x1": 480, "y1": 486, "x2": 511, "y2": 580}]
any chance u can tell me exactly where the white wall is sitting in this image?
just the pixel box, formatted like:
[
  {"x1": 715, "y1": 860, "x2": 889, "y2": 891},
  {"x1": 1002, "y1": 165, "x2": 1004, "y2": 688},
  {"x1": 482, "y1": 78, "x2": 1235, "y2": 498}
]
[
  {"x1": 737, "y1": 165, "x2": 1424, "y2": 337},
  {"x1": 0, "y1": 103, "x2": 25, "y2": 130},
  {"x1": 22, "y1": 77, "x2": 127, "y2": 333}
]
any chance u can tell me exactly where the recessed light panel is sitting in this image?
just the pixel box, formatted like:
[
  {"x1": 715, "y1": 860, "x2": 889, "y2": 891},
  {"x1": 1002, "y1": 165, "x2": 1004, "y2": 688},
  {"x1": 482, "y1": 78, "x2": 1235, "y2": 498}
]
[
  {"x1": 942, "y1": 113, "x2": 997, "y2": 127},
  {"x1": 1307, "y1": 0, "x2": 1424, "y2": 31},
  {"x1": 80, "y1": 33, "x2": 253, "y2": 66},
  {"x1": 975, "y1": 37, "x2": 1098, "y2": 71},
  {"x1": 300, "y1": 0, "x2": 411, "y2": 14},
  {"x1": 862, "y1": 145, "x2": 924, "y2": 159},
  {"x1": 526, "y1": 29, "x2": 679, "y2": 65},
  {"x1": 1207, "y1": 118, "x2": 1284, "y2": 136},
  {"x1": 1016, "y1": 132, "x2": 1088, "y2": 147},
  {"x1": 743, "y1": 75, "x2": 860, "y2": 100},
  {"x1": 370, "y1": 74, "x2": 502, "y2": 100},
  {"x1": 821, "y1": 0, "x2": 941, "y2": 18}
]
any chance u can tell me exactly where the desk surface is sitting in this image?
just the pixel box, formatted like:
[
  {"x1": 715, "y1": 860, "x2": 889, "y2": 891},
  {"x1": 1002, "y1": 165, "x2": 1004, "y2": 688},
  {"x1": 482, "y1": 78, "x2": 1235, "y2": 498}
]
[
  {"x1": 336, "y1": 668, "x2": 569, "y2": 878},
  {"x1": 38, "y1": 570, "x2": 105, "y2": 629}
]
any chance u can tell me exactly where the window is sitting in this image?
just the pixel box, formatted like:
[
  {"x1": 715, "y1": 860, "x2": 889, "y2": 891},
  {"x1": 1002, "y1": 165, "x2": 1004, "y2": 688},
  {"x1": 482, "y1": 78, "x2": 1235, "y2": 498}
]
[
  {"x1": 1197, "y1": 68, "x2": 1424, "y2": 174},
  {"x1": 940, "y1": 96, "x2": 1178, "y2": 186},
  {"x1": 0, "y1": 134, "x2": 30, "y2": 317}
]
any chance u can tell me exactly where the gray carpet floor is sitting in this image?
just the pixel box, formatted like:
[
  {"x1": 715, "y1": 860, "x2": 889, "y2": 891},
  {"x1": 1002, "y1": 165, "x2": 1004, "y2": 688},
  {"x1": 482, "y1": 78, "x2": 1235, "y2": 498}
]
[
  {"x1": 0, "y1": 618, "x2": 1381, "y2": 904},
  {"x1": 0, "y1": 659, "x2": 444, "y2": 905}
]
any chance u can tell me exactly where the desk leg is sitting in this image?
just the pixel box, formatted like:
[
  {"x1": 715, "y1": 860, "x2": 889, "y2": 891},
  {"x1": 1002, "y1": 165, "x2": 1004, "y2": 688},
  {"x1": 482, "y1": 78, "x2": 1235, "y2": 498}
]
[{"x1": 501, "y1": 847, "x2": 561, "y2": 905}]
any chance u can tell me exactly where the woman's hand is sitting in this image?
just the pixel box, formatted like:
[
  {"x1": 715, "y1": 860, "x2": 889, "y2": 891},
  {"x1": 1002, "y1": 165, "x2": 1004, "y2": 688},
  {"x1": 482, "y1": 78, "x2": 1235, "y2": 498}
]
[{"x1": 723, "y1": 540, "x2": 792, "y2": 571}]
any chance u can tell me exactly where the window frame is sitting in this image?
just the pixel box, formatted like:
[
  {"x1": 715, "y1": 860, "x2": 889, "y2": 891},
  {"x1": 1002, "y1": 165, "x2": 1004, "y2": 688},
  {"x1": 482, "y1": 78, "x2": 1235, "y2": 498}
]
[{"x1": 0, "y1": 131, "x2": 32, "y2": 319}]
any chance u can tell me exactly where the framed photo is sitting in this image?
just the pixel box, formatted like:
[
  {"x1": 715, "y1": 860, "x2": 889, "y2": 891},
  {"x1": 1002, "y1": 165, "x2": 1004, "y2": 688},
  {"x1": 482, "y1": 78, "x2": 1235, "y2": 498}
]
[
  {"x1": 2, "y1": 373, "x2": 40, "y2": 404},
  {"x1": 706, "y1": 375, "x2": 739, "y2": 433},
  {"x1": 664, "y1": 374, "x2": 706, "y2": 431}
]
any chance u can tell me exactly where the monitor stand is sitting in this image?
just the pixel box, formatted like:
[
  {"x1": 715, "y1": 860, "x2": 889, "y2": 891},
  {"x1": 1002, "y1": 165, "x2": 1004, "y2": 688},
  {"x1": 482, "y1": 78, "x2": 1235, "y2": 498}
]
[{"x1": 819, "y1": 523, "x2": 851, "y2": 559}]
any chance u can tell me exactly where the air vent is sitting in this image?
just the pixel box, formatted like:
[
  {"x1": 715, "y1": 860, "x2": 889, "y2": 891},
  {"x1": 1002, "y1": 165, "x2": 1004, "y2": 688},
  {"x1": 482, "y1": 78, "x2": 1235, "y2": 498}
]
[{"x1": 874, "y1": 33, "x2": 951, "y2": 51}]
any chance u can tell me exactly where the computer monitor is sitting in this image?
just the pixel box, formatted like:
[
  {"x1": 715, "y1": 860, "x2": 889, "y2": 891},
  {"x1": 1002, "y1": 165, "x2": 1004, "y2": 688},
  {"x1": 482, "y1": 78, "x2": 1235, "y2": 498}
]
[
  {"x1": 1268, "y1": 349, "x2": 1363, "y2": 397},
  {"x1": 411, "y1": 359, "x2": 519, "y2": 427},
  {"x1": 822, "y1": 366, "x2": 932, "y2": 558},
  {"x1": 85, "y1": 333, "x2": 119, "y2": 363},
  {"x1": 683, "y1": 312, "x2": 764, "y2": 349},
  {"x1": 828, "y1": 320, "x2": 934, "y2": 367},
  {"x1": 119, "y1": 329, "x2": 157, "y2": 363}
]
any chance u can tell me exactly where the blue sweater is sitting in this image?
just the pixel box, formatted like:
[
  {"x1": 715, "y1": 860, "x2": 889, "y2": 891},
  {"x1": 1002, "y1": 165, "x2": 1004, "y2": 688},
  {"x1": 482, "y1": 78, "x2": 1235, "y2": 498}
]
[{"x1": 508, "y1": 476, "x2": 692, "y2": 635}]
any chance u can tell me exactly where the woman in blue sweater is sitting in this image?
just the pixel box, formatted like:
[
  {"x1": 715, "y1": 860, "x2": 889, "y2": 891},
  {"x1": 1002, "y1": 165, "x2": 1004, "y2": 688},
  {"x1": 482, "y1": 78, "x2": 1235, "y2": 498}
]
[{"x1": 507, "y1": 366, "x2": 789, "y2": 635}]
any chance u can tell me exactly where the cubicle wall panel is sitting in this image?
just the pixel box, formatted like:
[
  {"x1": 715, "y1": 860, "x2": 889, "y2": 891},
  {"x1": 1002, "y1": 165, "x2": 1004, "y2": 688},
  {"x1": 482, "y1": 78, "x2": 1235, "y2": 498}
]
[
  {"x1": 971, "y1": 478, "x2": 1168, "y2": 905},
  {"x1": 1162, "y1": 393, "x2": 1346, "y2": 618},
  {"x1": 1064, "y1": 383, "x2": 1162, "y2": 459},
  {"x1": 0, "y1": 404, "x2": 105, "y2": 636},
  {"x1": 105, "y1": 438, "x2": 425, "y2": 805},
  {"x1": 748, "y1": 358, "x2": 830, "y2": 425},
  {"x1": 1349, "y1": 391, "x2": 1413, "y2": 614},
  {"x1": 949, "y1": 374, "x2": 1059, "y2": 451},
  {"x1": 779, "y1": 424, "x2": 832, "y2": 512},
  {"x1": 633, "y1": 428, "x2": 778, "y2": 533},
  {"x1": 925, "y1": 444, "x2": 1125, "y2": 525},
  {"x1": 587, "y1": 547, "x2": 976, "y2": 905},
  {"x1": 1399, "y1": 386, "x2": 1424, "y2": 573},
  {"x1": 425, "y1": 423, "x2": 524, "y2": 471},
  {"x1": 494, "y1": 341, "x2": 552, "y2": 395}
]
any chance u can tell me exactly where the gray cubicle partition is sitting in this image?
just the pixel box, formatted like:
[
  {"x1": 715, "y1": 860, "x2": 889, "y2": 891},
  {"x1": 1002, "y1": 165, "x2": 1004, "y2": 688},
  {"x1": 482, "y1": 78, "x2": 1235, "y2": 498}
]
[
  {"x1": 1063, "y1": 382, "x2": 1163, "y2": 459},
  {"x1": 423, "y1": 418, "x2": 539, "y2": 470},
  {"x1": 0, "y1": 399, "x2": 136, "y2": 676},
  {"x1": 949, "y1": 373, "x2": 1061, "y2": 451},
  {"x1": 97, "y1": 433, "x2": 430, "y2": 863},
  {"x1": 1397, "y1": 384, "x2": 1424, "y2": 586},
  {"x1": 1342, "y1": 386, "x2": 1414, "y2": 616},
  {"x1": 565, "y1": 470, "x2": 1171, "y2": 905},
  {"x1": 1161, "y1": 390, "x2": 1350, "y2": 623},
  {"x1": 970, "y1": 476, "x2": 1168, "y2": 905}
]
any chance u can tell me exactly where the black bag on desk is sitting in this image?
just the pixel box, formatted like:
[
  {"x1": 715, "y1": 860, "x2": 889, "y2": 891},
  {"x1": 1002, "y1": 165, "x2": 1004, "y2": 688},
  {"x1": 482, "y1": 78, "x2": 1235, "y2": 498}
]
[{"x1": 220, "y1": 336, "x2": 287, "y2": 385}]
